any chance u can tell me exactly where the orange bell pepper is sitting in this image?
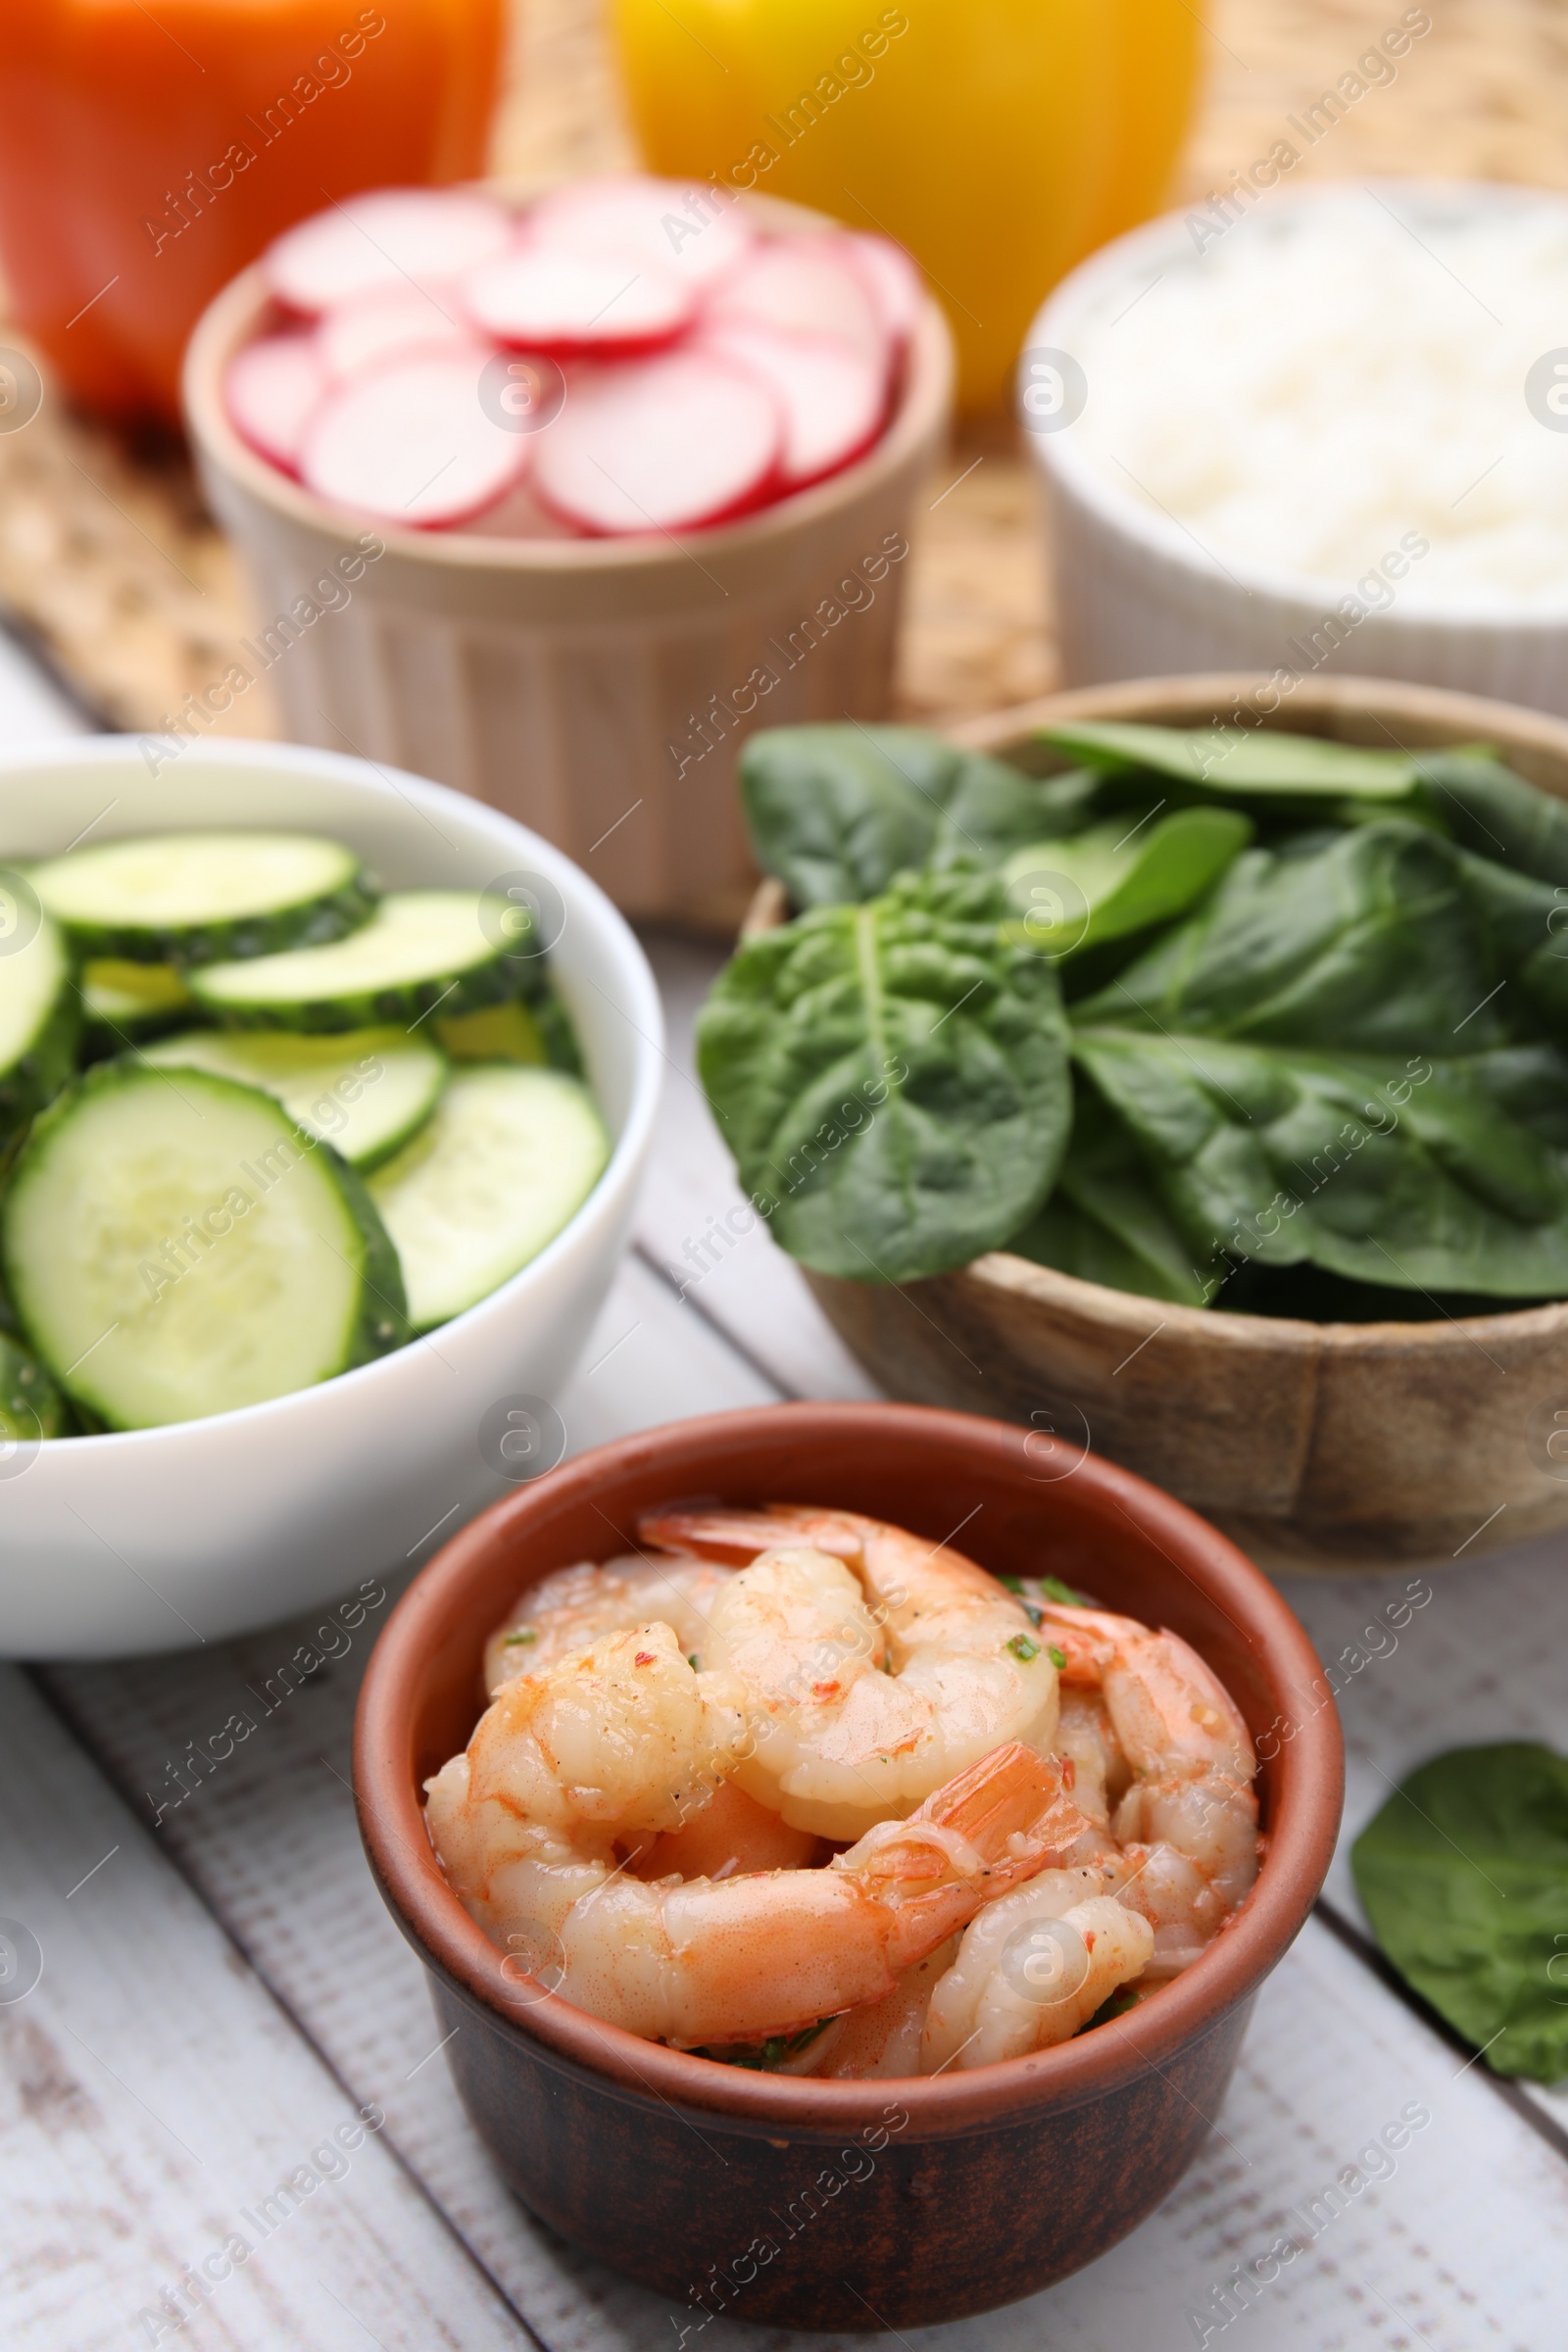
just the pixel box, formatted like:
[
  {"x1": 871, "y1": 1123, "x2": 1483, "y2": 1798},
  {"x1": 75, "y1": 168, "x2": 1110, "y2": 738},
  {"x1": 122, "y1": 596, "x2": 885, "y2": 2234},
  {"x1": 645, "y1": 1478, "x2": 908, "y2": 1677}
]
[
  {"x1": 611, "y1": 0, "x2": 1200, "y2": 411},
  {"x1": 0, "y1": 0, "x2": 504, "y2": 424}
]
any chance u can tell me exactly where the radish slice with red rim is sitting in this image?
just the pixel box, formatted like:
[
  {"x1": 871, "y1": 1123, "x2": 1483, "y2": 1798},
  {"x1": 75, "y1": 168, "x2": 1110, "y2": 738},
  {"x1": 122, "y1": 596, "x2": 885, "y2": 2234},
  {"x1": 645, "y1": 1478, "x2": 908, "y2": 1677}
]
[
  {"x1": 842, "y1": 232, "x2": 924, "y2": 347},
  {"x1": 224, "y1": 331, "x2": 328, "y2": 473},
  {"x1": 533, "y1": 349, "x2": 780, "y2": 534},
  {"x1": 704, "y1": 236, "x2": 887, "y2": 369},
  {"x1": 462, "y1": 243, "x2": 694, "y2": 355},
  {"x1": 529, "y1": 173, "x2": 753, "y2": 292},
  {"x1": 300, "y1": 351, "x2": 531, "y2": 528},
  {"x1": 318, "y1": 281, "x2": 479, "y2": 380},
  {"x1": 266, "y1": 189, "x2": 514, "y2": 316},
  {"x1": 699, "y1": 322, "x2": 887, "y2": 490}
]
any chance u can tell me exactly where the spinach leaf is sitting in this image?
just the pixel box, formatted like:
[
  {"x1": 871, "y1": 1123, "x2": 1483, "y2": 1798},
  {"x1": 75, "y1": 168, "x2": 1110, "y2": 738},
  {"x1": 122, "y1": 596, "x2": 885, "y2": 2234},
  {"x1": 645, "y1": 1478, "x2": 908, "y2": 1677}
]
[
  {"x1": 1069, "y1": 1029, "x2": 1568, "y2": 1298},
  {"x1": 1073, "y1": 821, "x2": 1505, "y2": 1055},
  {"x1": 697, "y1": 868, "x2": 1071, "y2": 1281},
  {"x1": 1351, "y1": 1743, "x2": 1568, "y2": 2083},
  {"x1": 738, "y1": 725, "x2": 1102, "y2": 908},
  {"x1": 1006, "y1": 1081, "x2": 1209, "y2": 1303},
  {"x1": 1463, "y1": 1041, "x2": 1568, "y2": 1147},
  {"x1": 1039, "y1": 719, "x2": 1418, "y2": 799},
  {"x1": 1450, "y1": 848, "x2": 1568, "y2": 1035},
  {"x1": 1003, "y1": 806, "x2": 1252, "y2": 957},
  {"x1": 1416, "y1": 750, "x2": 1568, "y2": 884}
]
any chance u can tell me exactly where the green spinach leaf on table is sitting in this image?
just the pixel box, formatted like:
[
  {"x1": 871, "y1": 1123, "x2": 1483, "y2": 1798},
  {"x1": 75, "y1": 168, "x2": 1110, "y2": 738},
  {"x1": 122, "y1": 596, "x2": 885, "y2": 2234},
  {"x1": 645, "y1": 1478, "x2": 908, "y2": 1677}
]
[
  {"x1": 1351, "y1": 1742, "x2": 1568, "y2": 2083},
  {"x1": 697, "y1": 868, "x2": 1071, "y2": 1282},
  {"x1": 738, "y1": 724, "x2": 1102, "y2": 908}
]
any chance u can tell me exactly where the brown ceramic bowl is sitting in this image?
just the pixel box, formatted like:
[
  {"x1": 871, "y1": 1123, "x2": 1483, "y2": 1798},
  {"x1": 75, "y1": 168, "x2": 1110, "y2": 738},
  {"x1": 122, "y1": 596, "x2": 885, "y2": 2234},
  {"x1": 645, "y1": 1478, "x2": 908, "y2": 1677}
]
[{"x1": 353, "y1": 1403, "x2": 1342, "y2": 2331}]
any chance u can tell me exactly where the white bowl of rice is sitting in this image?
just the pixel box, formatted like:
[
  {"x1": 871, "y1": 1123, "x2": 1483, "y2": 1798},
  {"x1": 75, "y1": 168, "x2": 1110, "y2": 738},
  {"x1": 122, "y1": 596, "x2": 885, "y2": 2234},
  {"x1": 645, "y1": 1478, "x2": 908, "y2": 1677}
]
[{"x1": 1020, "y1": 178, "x2": 1568, "y2": 718}]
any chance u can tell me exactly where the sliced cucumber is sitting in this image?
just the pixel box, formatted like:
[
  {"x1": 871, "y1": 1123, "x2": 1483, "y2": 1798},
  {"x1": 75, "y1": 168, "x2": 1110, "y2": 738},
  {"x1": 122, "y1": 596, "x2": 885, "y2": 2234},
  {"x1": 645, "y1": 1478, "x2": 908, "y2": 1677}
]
[
  {"x1": 30, "y1": 831, "x2": 374, "y2": 964},
  {"x1": 437, "y1": 998, "x2": 547, "y2": 1064},
  {"x1": 0, "y1": 908, "x2": 77, "y2": 1143},
  {"x1": 190, "y1": 892, "x2": 516, "y2": 1033},
  {"x1": 81, "y1": 958, "x2": 193, "y2": 1044},
  {"x1": 140, "y1": 1025, "x2": 446, "y2": 1171},
  {"x1": 368, "y1": 1064, "x2": 609, "y2": 1332},
  {"x1": 536, "y1": 992, "x2": 584, "y2": 1077},
  {"x1": 3, "y1": 1063, "x2": 408, "y2": 1429},
  {"x1": 437, "y1": 990, "x2": 585, "y2": 1076},
  {"x1": 0, "y1": 1332, "x2": 68, "y2": 1443}
]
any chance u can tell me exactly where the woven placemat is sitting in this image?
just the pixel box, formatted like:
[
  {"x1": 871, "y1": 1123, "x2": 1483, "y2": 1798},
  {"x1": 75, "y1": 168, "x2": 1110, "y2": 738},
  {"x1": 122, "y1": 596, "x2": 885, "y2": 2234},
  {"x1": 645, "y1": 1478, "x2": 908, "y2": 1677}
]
[{"x1": 0, "y1": 0, "x2": 1560, "y2": 738}]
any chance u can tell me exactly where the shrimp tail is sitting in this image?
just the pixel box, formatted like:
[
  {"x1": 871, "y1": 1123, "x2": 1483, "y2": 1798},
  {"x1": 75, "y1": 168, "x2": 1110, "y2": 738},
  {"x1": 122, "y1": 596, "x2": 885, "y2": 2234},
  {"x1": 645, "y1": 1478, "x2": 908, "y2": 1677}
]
[
  {"x1": 918, "y1": 1738, "x2": 1085, "y2": 1868},
  {"x1": 838, "y1": 1741, "x2": 1096, "y2": 1974}
]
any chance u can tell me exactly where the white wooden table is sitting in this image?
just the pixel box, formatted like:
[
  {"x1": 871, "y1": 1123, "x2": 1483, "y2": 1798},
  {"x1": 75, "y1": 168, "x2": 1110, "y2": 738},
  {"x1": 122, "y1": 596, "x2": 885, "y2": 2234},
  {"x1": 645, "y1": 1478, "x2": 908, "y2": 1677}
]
[{"x1": 3, "y1": 646, "x2": 1567, "y2": 2352}]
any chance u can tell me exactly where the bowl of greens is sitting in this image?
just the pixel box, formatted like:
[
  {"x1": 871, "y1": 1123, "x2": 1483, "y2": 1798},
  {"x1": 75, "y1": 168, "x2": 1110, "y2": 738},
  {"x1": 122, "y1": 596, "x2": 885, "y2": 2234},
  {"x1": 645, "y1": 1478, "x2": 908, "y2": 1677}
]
[
  {"x1": 698, "y1": 674, "x2": 1568, "y2": 1572},
  {"x1": 0, "y1": 738, "x2": 662, "y2": 1658}
]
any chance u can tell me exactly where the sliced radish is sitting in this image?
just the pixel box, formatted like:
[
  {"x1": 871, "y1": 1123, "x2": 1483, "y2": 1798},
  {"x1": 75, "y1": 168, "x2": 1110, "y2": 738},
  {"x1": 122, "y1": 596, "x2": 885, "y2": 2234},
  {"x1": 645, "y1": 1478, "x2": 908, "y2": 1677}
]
[
  {"x1": 318, "y1": 281, "x2": 480, "y2": 380},
  {"x1": 533, "y1": 350, "x2": 779, "y2": 534},
  {"x1": 462, "y1": 243, "x2": 694, "y2": 356},
  {"x1": 699, "y1": 322, "x2": 886, "y2": 491},
  {"x1": 529, "y1": 173, "x2": 754, "y2": 293},
  {"x1": 265, "y1": 189, "x2": 514, "y2": 317},
  {"x1": 224, "y1": 330, "x2": 328, "y2": 473},
  {"x1": 704, "y1": 236, "x2": 887, "y2": 370},
  {"x1": 842, "y1": 232, "x2": 924, "y2": 347},
  {"x1": 300, "y1": 351, "x2": 531, "y2": 528}
]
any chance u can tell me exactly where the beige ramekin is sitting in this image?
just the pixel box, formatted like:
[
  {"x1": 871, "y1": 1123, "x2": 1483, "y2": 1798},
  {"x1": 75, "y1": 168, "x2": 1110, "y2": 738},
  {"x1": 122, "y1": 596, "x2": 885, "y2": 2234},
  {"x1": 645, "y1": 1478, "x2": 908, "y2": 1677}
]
[
  {"x1": 1020, "y1": 179, "x2": 1568, "y2": 718},
  {"x1": 183, "y1": 192, "x2": 953, "y2": 929}
]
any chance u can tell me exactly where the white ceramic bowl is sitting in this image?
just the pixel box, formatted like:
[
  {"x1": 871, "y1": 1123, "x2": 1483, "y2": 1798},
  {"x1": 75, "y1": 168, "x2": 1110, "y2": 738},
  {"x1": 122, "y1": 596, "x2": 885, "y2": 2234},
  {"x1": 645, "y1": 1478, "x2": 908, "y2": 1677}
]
[
  {"x1": 0, "y1": 739, "x2": 662, "y2": 1660},
  {"x1": 1020, "y1": 178, "x2": 1568, "y2": 716}
]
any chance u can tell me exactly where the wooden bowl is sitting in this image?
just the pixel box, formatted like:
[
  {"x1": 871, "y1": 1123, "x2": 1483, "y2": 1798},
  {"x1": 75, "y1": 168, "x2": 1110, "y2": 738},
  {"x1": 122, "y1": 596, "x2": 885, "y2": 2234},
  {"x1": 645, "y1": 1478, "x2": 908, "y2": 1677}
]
[
  {"x1": 182, "y1": 191, "x2": 953, "y2": 934},
  {"x1": 748, "y1": 674, "x2": 1568, "y2": 1574},
  {"x1": 354, "y1": 1401, "x2": 1342, "y2": 2331}
]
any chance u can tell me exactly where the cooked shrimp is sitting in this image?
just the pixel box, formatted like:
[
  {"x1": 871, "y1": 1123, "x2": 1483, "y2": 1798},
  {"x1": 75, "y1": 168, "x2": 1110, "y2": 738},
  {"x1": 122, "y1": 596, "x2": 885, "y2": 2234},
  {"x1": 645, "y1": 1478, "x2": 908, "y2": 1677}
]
[
  {"x1": 638, "y1": 1505, "x2": 1060, "y2": 1839},
  {"x1": 483, "y1": 1553, "x2": 733, "y2": 1693},
  {"x1": 628, "y1": 1777, "x2": 823, "y2": 1882},
  {"x1": 1038, "y1": 1602, "x2": 1261, "y2": 1959},
  {"x1": 1111, "y1": 1841, "x2": 1230, "y2": 1981},
  {"x1": 920, "y1": 1868, "x2": 1154, "y2": 2071},
  {"x1": 801, "y1": 1938, "x2": 960, "y2": 2079},
  {"x1": 424, "y1": 1621, "x2": 1088, "y2": 2047},
  {"x1": 1054, "y1": 1688, "x2": 1132, "y2": 1828}
]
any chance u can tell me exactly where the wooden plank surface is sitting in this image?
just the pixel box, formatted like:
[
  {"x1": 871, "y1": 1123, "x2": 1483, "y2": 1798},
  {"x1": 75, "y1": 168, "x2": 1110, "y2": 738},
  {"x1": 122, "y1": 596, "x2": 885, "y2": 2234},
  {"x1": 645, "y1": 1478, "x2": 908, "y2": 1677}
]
[
  {"x1": 0, "y1": 1667, "x2": 530, "y2": 2352},
  {"x1": 34, "y1": 1256, "x2": 1568, "y2": 2352},
  {"x1": 4, "y1": 669, "x2": 1568, "y2": 2344}
]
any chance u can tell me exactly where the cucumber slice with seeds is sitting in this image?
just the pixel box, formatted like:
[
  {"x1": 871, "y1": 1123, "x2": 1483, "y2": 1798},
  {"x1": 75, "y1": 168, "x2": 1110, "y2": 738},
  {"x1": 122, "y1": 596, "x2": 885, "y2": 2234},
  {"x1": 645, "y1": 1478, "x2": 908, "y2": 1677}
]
[
  {"x1": 81, "y1": 958, "x2": 193, "y2": 1044},
  {"x1": 190, "y1": 891, "x2": 515, "y2": 1032},
  {"x1": 140, "y1": 1025, "x2": 446, "y2": 1170},
  {"x1": 0, "y1": 909, "x2": 77, "y2": 1143},
  {"x1": 3, "y1": 1062, "x2": 408, "y2": 1429},
  {"x1": 31, "y1": 831, "x2": 374, "y2": 964},
  {"x1": 368, "y1": 1064, "x2": 609, "y2": 1331}
]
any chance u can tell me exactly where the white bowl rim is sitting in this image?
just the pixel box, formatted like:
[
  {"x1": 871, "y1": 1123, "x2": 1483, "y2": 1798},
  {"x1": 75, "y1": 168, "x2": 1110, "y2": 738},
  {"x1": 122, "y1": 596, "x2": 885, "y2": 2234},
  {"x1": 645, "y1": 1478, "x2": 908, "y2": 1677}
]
[
  {"x1": 1021, "y1": 173, "x2": 1568, "y2": 634},
  {"x1": 182, "y1": 188, "x2": 956, "y2": 575},
  {"x1": 0, "y1": 733, "x2": 663, "y2": 1456}
]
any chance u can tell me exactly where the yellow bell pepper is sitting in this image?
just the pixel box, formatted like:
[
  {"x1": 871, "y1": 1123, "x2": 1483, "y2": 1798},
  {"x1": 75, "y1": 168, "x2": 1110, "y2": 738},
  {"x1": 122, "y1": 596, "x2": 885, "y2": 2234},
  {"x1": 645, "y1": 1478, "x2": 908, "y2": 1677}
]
[{"x1": 610, "y1": 0, "x2": 1201, "y2": 411}]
